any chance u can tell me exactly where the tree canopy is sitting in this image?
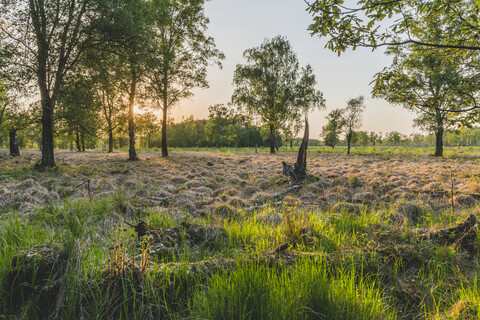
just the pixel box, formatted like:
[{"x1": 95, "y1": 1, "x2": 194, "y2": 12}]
[
  {"x1": 146, "y1": 0, "x2": 224, "y2": 157},
  {"x1": 232, "y1": 35, "x2": 325, "y2": 154}
]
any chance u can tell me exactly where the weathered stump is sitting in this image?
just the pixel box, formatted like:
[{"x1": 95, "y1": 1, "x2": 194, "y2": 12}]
[{"x1": 282, "y1": 117, "x2": 309, "y2": 183}]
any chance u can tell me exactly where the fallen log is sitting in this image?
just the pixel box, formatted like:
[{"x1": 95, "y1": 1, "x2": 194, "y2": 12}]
[
  {"x1": 148, "y1": 196, "x2": 169, "y2": 206},
  {"x1": 271, "y1": 185, "x2": 301, "y2": 199},
  {"x1": 417, "y1": 214, "x2": 478, "y2": 253},
  {"x1": 246, "y1": 201, "x2": 283, "y2": 212},
  {"x1": 124, "y1": 220, "x2": 228, "y2": 260}
]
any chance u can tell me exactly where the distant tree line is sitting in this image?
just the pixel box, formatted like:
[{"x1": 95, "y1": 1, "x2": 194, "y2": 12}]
[{"x1": 318, "y1": 128, "x2": 480, "y2": 148}]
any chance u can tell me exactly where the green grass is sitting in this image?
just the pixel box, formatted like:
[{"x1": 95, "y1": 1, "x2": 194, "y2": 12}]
[
  {"x1": 192, "y1": 257, "x2": 395, "y2": 320},
  {"x1": 1, "y1": 158, "x2": 480, "y2": 319}
]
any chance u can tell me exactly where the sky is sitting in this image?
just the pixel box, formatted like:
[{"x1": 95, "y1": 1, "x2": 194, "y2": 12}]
[{"x1": 170, "y1": 0, "x2": 418, "y2": 139}]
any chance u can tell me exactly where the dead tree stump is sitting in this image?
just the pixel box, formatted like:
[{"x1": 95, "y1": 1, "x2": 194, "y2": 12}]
[{"x1": 282, "y1": 117, "x2": 309, "y2": 183}]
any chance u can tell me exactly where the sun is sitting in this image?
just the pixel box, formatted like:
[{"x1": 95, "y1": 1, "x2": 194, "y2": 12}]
[{"x1": 133, "y1": 104, "x2": 142, "y2": 114}]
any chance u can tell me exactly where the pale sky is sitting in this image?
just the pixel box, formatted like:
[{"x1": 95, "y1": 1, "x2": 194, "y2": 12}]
[{"x1": 171, "y1": 0, "x2": 417, "y2": 138}]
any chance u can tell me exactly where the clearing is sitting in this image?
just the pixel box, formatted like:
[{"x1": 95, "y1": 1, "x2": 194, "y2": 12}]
[{"x1": 1, "y1": 149, "x2": 479, "y2": 319}]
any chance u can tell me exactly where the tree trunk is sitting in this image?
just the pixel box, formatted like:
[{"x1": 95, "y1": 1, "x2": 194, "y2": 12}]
[
  {"x1": 9, "y1": 129, "x2": 20, "y2": 157},
  {"x1": 275, "y1": 132, "x2": 279, "y2": 152},
  {"x1": 108, "y1": 129, "x2": 114, "y2": 153},
  {"x1": 148, "y1": 134, "x2": 151, "y2": 149},
  {"x1": 435, "y1": 127, "x2": 444, "y2": 157},
  {"x1": 40, "y1": 99, "x2": 56, "y2": 167},
  {"x1": 290, "y1": 139, "x2": 293, "y2": 148},
  {"x1": 435, "y1": 109, "x2": 444, "y2": 157},
  {"x1": 75, "y1": 130, "x2": 81, "y2": 152},
  {"x1": 128, "y1": 67, "x2": 138, "y2": 161},
  {"x1": 81, "y1": 132, "x2": 86, "y2": 152},
  {"x1": 269, "y1": 124, "x2": 276, "y2": 154},
  {"x1": 70, "y1": 140, "x2": 73, "y2": 151},
  {"x1": 347, "y1": 133, "x2": 352, "y2": 156},
  {"x1": 332, "y1": 134, "x2": 336, "y2": 149},
  {"x1": 161, "y1": 106, "x2": 168, "y2": 157}
]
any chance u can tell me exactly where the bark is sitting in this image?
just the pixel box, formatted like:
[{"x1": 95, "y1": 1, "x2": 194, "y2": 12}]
[
  {"x1": 282, "y1": 118, "x2": 310, "y2": 183},
  {"x1": 108, "y1": 129, "x2": 114, "y2": 153},
  {"x1": 294, "y1": 118, "x2": 309, "y2": 180},
  {"x1": 128, "y1": 67, "x2": 138, "y2": 161},
  {"x1": 75, "y1": 130, "x2": 81, "y2": 152},
  {"x1": 434, "y1": 109, "x2": 444, "y2": 157},
  {"x1": 81, "y1": 132, "x2": 85, "y2": 152},
  {"x1": 40, "y1": 98, "x2": 56, "y2": 167},
  {"x1": 435, "y1": 127, "x2": 444, "y2": 157},
  {"x1": 269, "y1": 124, "x2": 276, "y2": 154},
  {"x1": 9, "y1": 129, "x2": 20, "y2": 157},
  {"x1": 347, "y1": 132, "x2": 352, "y2": 156},
  {"x1": 275, "y1": 132, "x2": 279, "y2": 152},
  {"x1": 161, "y1": 106, "x2": 168, "y2": 157}
]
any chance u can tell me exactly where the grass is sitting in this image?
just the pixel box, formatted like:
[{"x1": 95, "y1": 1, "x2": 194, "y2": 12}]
[{"x1": 1, "y1": 150, "x2": 480, "y2": 319}]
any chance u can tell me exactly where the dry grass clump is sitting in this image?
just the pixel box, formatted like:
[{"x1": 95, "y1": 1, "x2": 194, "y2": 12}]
[
  {"x1": 445, "y1": 299, "x2": 479, "y2": 320},
  {"x1": 352, "y1": 191, "x2": 379, "y2": 204},
  {"x1": 390, "y1": 201, "x2": 430, "y2": 225},
  {"x1": 454, "y1": 194, "x2": 477, "y2": 207},
  {"x1": 0, "y1": 179, "x2": 60, "y2": 213},
  {"x1": 330, "y1": 202, "x2": 364, "y2": 215},
  {"x1": 213, "y1": 203, "x2": 237, "y2": 219},
  {"x1": 3, "y1": 149, "x2": 480, "y2": 216},
  {"x1": 227, "y1": 196, "x2": 246, "y2": 208}
]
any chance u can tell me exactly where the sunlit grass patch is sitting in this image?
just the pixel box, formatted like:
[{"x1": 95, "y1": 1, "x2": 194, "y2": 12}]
[{"x1": 192, "y1": 257, "x2": 395, "y2": 320}]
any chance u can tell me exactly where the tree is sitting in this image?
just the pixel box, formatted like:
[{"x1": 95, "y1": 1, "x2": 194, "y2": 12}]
[
  {"x1": 386, "y1": 131, "x2": 402, "y2": 146},
  {"x1": 95, "y1": 0, "x2": 158, "y2": 160},
  {"x1": 0, "y1": 82, "x2": 38, "y2": 156},
  {"x1": 57, "y1": 75, "x2": 100, "y2": 152},
  {"x1": 343, "y1": 96, "x2": 365, "y2": 155},
  {"x1": 372, "y1": 42, "x2": 472, "y2": 157},
  {"x1": 306, "y1": 0, "x2": 480, "y2": 55},
  {"x1": 356, "y1": 131, "x2": 369, "y2": 146},
  {"x1": 0, "y1": 0, "x2": 99, "y2": 167},
  {"x1": 85, "y1": 49, "x2": 126, "y2": 153},
  {"x1": 321, "y1": 108, "x2": 344, "y2": 148},
  {"x1": 232, "y1": 36, "x2": 325, "y2": 154},
  {"x1": 205, "y1": 104, "x2": 237, "y2": 147},
  {"x1": 136, "y1": 111, "x2": 160, "y2": 149},
  {"x1": 369, "y1": 132, "x2": 380, "y2": 146},
  {"x1": 146, "y1": 0, "x2": 224, "y2": 158}
]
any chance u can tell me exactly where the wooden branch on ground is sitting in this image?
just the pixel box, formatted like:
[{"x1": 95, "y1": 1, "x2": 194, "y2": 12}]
[{"x1": 418, "y1": 214, "x2": 478, "y2": 253}]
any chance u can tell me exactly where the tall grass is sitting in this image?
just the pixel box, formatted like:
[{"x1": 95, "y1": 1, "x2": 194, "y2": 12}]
[{"x1": 192, "y1": 257, "x2": 395, "y2": 320}]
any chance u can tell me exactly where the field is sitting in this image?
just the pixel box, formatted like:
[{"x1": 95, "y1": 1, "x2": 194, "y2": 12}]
[{"x1": 1, "y1": 147, "x2": 480, "y2": 319}]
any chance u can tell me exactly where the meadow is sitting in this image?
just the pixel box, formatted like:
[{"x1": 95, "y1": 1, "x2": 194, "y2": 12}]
[{"x1": 1, "y1": 147, "x2": 479, "y2": 319}]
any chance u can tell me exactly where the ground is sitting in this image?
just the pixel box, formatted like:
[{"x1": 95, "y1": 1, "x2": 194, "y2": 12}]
[{"x1": 1, "y1": 149, "x2": 479, "y2": 319}]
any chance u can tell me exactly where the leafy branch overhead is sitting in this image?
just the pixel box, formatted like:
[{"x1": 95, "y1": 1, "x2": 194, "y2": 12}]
[{"x1": 306, "y1": 0, "x2": 480, "y2": 54}]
